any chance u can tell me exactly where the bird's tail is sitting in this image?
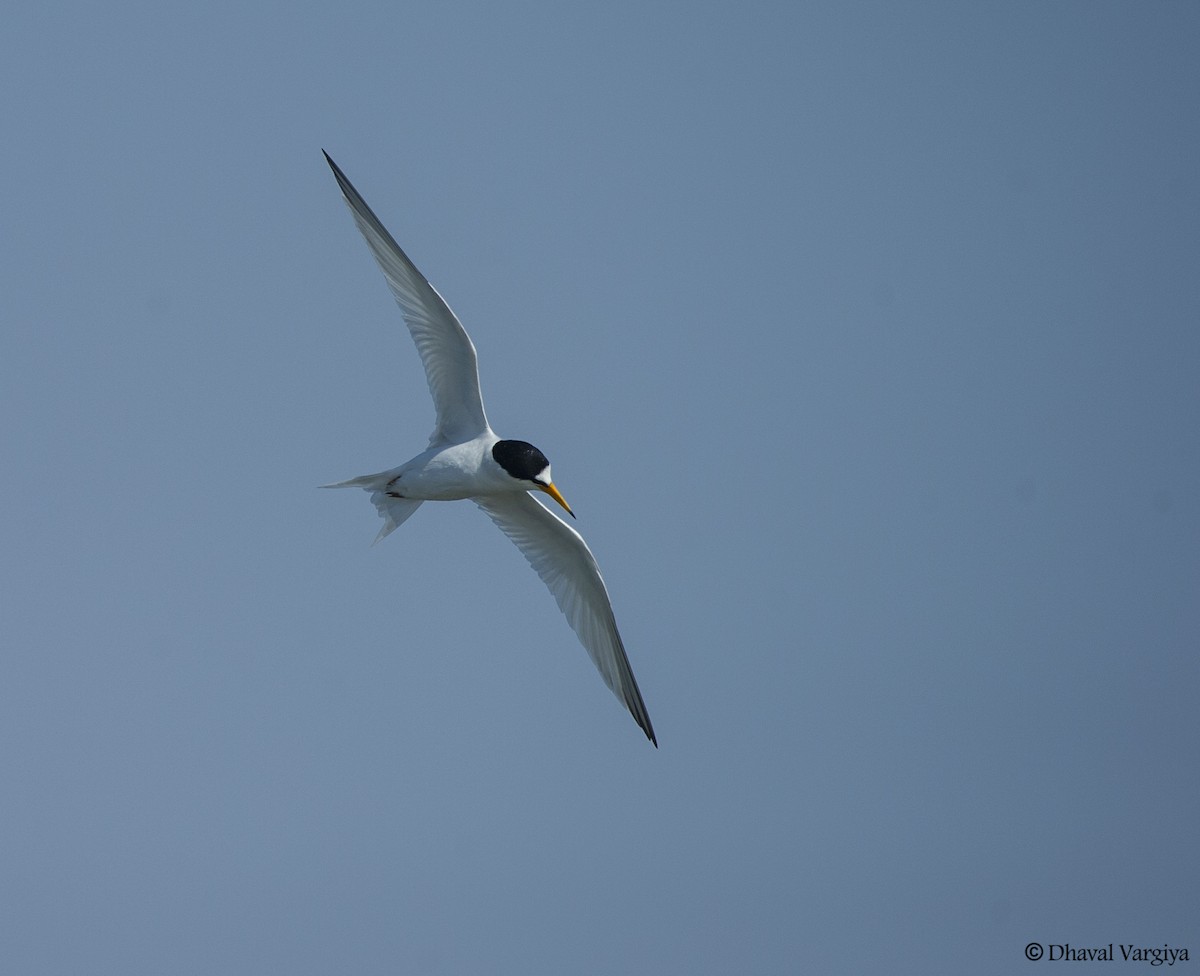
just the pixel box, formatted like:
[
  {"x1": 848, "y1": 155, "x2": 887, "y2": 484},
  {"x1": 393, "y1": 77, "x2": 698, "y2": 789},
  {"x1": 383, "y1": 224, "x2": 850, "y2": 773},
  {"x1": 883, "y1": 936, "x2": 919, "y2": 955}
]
[{"x1": 320, "y1": 470, "x2": 423, "y2": 544}]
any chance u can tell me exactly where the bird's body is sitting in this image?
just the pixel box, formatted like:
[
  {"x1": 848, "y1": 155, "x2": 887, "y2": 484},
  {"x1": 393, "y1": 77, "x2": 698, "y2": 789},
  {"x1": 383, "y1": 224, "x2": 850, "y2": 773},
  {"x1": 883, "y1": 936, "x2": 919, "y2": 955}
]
[
  {"x1": 322, "y1": 152, "x2": 656, "y2": 746},
  {"x1": 359, "y1": 436, "x2": 507, "y2": 504}
]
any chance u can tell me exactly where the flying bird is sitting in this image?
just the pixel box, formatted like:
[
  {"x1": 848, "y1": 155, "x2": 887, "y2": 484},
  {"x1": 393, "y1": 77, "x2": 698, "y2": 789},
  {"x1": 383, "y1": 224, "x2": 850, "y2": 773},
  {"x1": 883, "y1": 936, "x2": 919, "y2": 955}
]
[{"x1": 321, "y1": 152, "x2": 656, "y2": 746}]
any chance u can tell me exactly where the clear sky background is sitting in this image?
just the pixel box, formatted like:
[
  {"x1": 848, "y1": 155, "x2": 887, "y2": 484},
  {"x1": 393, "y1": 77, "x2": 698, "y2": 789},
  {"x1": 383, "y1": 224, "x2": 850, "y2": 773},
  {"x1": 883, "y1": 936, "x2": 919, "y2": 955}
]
[{"x1": 2, "y1": 2, "x2": 1197, "y2": 973}]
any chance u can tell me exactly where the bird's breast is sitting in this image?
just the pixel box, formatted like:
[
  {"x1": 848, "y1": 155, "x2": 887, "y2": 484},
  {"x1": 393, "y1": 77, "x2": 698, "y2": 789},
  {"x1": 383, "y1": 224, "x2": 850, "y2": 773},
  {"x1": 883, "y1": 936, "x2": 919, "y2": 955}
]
[{"x1": 391, "y1": 439, "x2": 502, "y2": 500}]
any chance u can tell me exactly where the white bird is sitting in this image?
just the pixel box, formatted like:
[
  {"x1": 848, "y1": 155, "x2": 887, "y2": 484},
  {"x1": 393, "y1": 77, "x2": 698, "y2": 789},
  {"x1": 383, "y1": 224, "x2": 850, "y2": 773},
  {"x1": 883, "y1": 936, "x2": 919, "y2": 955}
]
[{"x1": 321, "y1": 152, "x2": 656, "y2": 746}]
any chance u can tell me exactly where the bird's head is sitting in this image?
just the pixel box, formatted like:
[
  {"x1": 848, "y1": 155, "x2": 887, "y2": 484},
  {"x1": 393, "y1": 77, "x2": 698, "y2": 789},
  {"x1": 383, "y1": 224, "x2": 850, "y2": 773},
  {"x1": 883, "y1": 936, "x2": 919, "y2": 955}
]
[{"x1": 492, "y1": 439, "x2": 575, "y2": 518}]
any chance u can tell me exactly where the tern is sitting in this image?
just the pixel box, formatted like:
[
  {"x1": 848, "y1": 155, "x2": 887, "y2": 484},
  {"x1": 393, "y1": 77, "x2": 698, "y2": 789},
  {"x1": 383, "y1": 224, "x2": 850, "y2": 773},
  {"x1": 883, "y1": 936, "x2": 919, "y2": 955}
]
[{"x1": 321, "y1": 152, "x2": 656, "y2": 746}]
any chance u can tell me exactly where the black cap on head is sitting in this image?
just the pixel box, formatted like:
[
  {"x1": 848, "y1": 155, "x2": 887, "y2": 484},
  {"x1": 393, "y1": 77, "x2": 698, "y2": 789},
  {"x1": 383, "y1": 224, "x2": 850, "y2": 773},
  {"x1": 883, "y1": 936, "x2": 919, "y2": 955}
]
[{"x1": 492, "y1": 440, "x2": 551, "y2": 482}]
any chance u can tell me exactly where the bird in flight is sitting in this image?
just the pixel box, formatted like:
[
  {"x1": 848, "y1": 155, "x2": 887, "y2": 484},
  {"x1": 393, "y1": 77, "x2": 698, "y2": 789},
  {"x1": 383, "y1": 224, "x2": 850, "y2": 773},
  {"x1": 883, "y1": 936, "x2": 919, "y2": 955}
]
[{"x1": 321, "y1": 152, "x2": 656, "y2": 746}]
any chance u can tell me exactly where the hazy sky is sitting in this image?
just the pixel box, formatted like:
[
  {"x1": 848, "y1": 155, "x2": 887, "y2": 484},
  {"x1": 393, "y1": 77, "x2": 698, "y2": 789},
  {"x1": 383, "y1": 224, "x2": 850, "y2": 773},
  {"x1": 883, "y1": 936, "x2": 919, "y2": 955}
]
[{"x1": 2, "y1": 2, "x2": 1197, "y2": 973}]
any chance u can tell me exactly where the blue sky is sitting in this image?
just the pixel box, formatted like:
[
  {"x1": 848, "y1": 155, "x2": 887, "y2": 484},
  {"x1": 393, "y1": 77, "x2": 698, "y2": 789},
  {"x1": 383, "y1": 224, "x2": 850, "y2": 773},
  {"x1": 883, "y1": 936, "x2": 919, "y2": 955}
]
[{"x1": 2, "y1": 2, "x2": 1197, "y2": 973}]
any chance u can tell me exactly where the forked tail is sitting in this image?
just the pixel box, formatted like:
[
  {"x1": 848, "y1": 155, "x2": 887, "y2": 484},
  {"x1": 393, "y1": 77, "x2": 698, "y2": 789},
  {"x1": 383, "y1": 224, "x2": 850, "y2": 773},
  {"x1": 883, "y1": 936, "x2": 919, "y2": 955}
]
[{"x1": 320, "y1": 471, "x2": 423, "y2": 544}]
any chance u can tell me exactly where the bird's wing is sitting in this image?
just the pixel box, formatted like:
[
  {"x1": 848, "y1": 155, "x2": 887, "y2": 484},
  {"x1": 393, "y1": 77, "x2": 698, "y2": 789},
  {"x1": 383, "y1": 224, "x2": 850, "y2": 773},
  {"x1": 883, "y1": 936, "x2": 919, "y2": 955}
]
[
  {"x1": 324, "y1": 152, "x2": 490, "y2": 446},
  {"x1": 473, "y1": 492, "x2": 656, "y2": 746}
]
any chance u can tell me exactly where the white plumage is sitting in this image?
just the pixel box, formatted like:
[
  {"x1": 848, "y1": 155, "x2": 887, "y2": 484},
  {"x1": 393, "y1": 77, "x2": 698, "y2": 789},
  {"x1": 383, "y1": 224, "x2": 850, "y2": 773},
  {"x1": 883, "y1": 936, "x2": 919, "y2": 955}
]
[{"x1": 322, "y1": 152, "x2": 656, "y2": 746}]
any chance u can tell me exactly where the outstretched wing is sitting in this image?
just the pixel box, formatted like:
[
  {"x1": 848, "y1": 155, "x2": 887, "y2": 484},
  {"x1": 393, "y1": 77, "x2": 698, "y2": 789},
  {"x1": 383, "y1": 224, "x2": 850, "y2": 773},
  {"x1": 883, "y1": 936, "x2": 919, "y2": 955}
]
[
  {"x1": 324, "y1": 152, "x2": 490, "y2": 446},
  {"x1": 474, "y1": 492, "x2": 656, "y2": 746}
]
